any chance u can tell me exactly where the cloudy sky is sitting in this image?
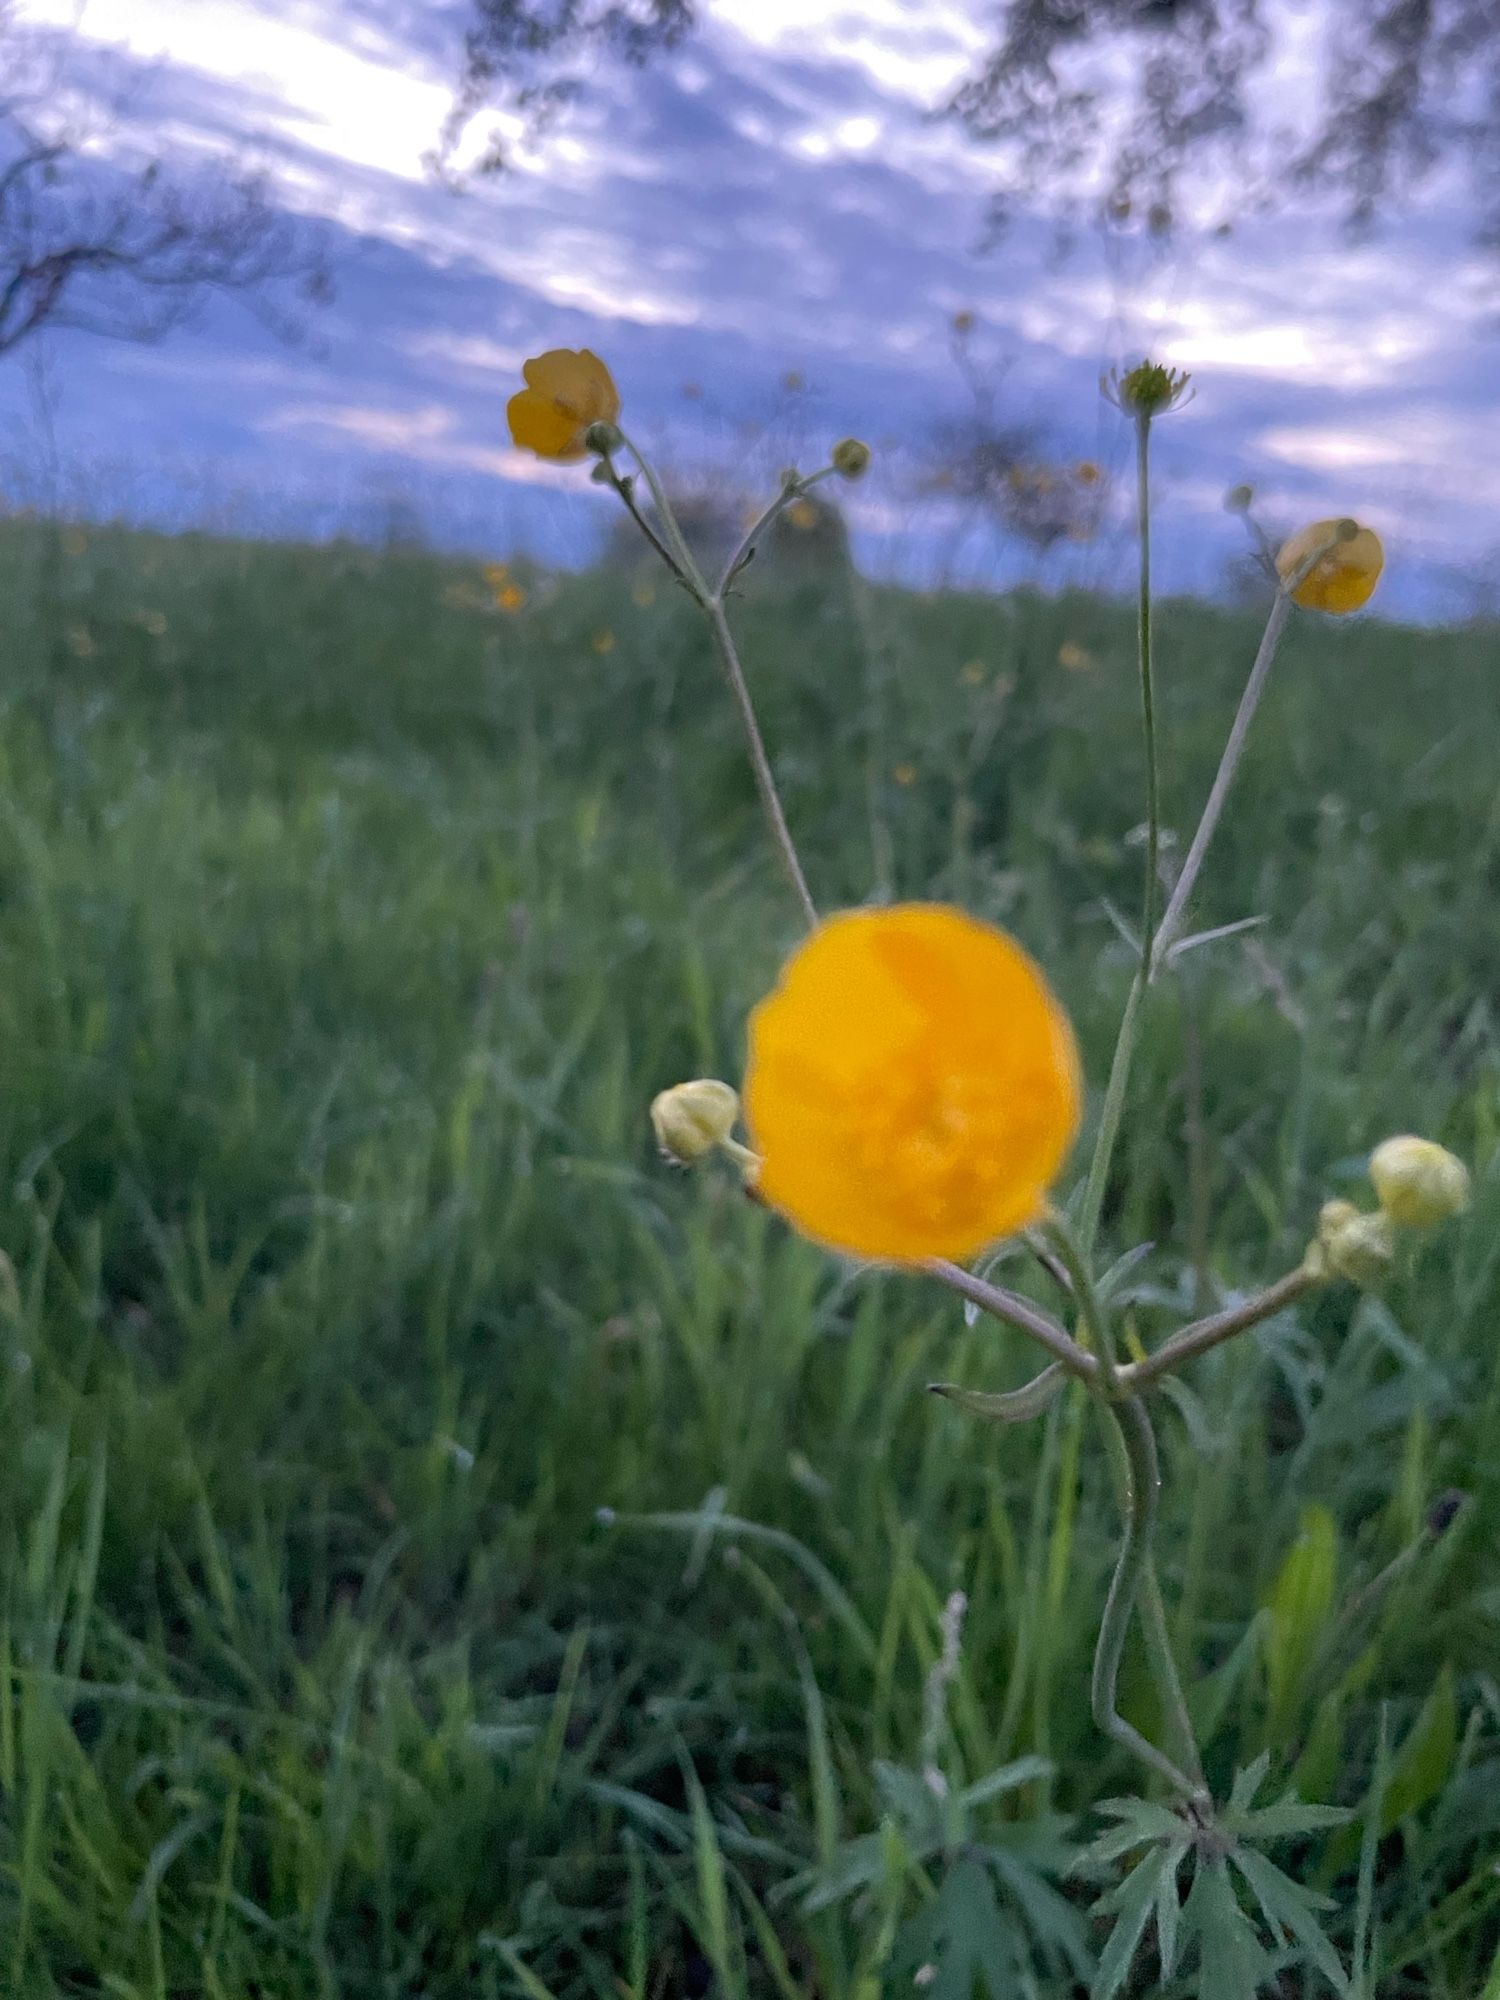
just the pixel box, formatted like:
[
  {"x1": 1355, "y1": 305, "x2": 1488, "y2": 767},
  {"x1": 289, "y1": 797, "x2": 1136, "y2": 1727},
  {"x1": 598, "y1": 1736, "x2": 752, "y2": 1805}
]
[{"x1": 5, "y1": 0, "x2": 1497, "y2": 613}]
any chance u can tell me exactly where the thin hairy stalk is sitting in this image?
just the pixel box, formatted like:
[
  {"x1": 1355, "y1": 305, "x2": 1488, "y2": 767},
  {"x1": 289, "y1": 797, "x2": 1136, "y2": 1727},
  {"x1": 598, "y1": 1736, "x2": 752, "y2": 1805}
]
[
  {"x1": 922, "y1": 1260, "x2": 1099, "y2": 1383},
  {"x1": 701, "y1": 596, "x2": 819, "y2": 929},
  {"x1": 610, "y1": 431, "x2": 818, "y2": 927},
  {"x1": 1041, "y1": 1211, "x2": 1120, "y2": 1389},
  {"x1": 1134, "y1": 415, "x2": 1162, "y2": 974},
  {"x1": 1077, "y1": 968, "x2": 1145, "y2": 1259},
  {"x1": 617, "y1": 430, "x2": 711, "y2": 599},
  {"x1": 599, "y1": 448, "x2": 692, "y2": 588},
  {"x1": 1092, "y1": 1397, "x2": 1206, "y2": 1801},
  {"x1": 1138, "y1": 1553, "x2": 1208, "y2": 1793},
  {"x1": 1119, "y1": 1265, "x2": 1318, "y2": 1391},
  {"x1": 1152, "y1": 528, "x2": 1341, "y2": 971},
  {"x1": 719, "y1": 465, "x2": 837, "y2": 596}
]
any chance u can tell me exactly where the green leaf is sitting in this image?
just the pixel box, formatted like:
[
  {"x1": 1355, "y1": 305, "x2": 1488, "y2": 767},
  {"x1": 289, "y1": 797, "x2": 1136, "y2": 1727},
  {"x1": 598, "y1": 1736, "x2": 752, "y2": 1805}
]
[
  {"x1": 958, "y1": 1753, "x2": 1054, "y2": 1811},
  {"x1": 1093, "y1": 1845, "x2": 1178, "y2": 2000},
  {"x1": 1232, "y1": 1846, "x2": 1350, "y2": 1995},
  {"x1": 928, "y1": 1367, "x2": 1066, "y2": 1425},
  {"x1": 1155, "y1": 1841, "x2": 1187, "y2": 1980},
  {"x1": 1234, "y1": 1796, "x2": 1353, "y2": 1841},
  {"x1": 1381, "y1": 1665, "x2": 1459, "y2": 1833},
  {"x1": 891, "y1": 1856, "x2": 1014, "y2": 2000},
  {"x1": 1230, "y1": 1753, "x2": 1272, "y2": 1816},
  {"x1": 1186, "y1": 1858, "x2": 1274, "y2": 2000},
  {"x1": 1264, "y1": 1505, "x2": 1339, "y2": 1745}
]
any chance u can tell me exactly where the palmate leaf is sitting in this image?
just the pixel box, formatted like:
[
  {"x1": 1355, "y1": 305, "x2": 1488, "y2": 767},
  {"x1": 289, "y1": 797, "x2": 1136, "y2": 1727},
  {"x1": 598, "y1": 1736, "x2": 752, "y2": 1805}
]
[
  {"x1": 1079, "y1": 1796, "x2": 1187, "y2": 1871},
  {"x1": 890, "y1": 1856, "x2": 1016, "y2": 2000}
]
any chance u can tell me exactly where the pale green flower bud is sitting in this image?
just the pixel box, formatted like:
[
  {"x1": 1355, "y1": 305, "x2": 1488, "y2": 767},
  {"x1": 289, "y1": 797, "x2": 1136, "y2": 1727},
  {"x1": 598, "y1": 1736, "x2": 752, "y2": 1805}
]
[
  {"x1": 650, "y1": 1079, "x2": 740, "y2": 1166},
  {"x1": 832, "y1": 437, "x2": 871, "y2": 479},
  {"x1": 1312, "y1": 1199, "x2": 1395, "y2": 1289},
  {"x1": 1369, "y1": 1136, "x2": 1470, "y2": 1229}
]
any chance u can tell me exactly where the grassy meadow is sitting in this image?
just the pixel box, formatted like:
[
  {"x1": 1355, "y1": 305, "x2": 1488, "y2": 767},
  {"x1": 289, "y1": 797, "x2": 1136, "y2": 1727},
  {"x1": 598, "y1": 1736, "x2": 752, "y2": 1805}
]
[{"x1": 0, "y1": 511, "x2": 1497, "y2": 1996}]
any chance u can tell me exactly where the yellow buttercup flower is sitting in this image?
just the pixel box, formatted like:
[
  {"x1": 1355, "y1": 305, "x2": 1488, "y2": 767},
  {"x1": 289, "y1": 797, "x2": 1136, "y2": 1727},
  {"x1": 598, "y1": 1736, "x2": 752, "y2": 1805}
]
[
  {"x1": 498, "y1": 584, "x2": 526, "y2": 613},
  {"x1": 507, "y1": 349, "x2": 620, "y2": 463},
  {"x1": 1276, "y1": 518, "x2": 1384, "y2": 614},
  {"x1": 744, "y1": 905, "x2": 1081, "y2": 1262}
]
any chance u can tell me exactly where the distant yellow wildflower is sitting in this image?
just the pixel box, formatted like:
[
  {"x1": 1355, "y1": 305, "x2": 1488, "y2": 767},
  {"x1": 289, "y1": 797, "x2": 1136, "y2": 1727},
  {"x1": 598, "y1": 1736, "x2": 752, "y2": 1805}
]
[
  {"x1": 507, "y1": 349, "x2": 620, "y2": 462},
  {"x1": 498, "y1": 584, "x2": 526, "y2": 613},
  {"x1": 1057, "y1": 641, "x2": 1093, "y2": 672},
  {"x1": 592, "y1": 629, "x2": 616, "y2": 655},
  {"x1": 744, "y1": 905, "x2": 1081, "y2": 1262}
]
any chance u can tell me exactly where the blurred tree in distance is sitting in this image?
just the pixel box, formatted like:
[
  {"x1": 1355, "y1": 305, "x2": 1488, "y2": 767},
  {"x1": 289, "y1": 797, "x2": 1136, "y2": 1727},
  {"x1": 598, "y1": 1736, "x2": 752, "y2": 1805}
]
[
  {"x1": 0, "y1": 5, "x2": 328, "y2": 360},
  {"x1": 443, "y1": 0, "x2": 1500, "y2": 250}
]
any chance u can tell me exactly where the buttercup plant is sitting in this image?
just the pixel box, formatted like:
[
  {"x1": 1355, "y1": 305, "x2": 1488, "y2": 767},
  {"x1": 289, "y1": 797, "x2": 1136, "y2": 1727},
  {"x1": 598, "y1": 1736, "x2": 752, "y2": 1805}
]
[{"x1": 507, "y1": 352, "x2": 1465, "y2": 1997}]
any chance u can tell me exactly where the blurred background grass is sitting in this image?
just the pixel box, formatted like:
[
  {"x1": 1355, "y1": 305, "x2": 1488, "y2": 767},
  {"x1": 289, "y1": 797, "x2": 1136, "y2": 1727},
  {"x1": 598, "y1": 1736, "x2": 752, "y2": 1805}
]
[{"x1": 0, "y1": 513, "x2": 1497, "y2": 1996}]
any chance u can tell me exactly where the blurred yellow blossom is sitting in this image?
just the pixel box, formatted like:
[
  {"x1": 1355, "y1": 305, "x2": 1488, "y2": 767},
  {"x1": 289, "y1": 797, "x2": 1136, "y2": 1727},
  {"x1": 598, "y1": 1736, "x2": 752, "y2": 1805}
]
[
  {"x1": 960, "y1": 660, "x2": 985, "y2": 687},
  {"x1": 892, "y1": 763, "x2": 917, "y2": 787},
  {"x1": 507, "y1": 349, "x2": 620, "y2": 462},
  {"x1": 744, "y1": 904, "x2": 1081, "y2": 1262},
  {"x1": 1057, "y1": 641, "x2": 1094, "y2": 672},
  {"x1": 592, "y1": 629, "x2": 616, "y2": 655},
  {"x1": 1277, "y1": 518, "x2": 1384, "y2": 615},
  {"x1": 788, "y1": 500, "x2": 819, "y2": 531},
  {"x1": 1074, "y1": 461, "x2": 1101, "y2": 486},
  {"x1": 498, "y1": 584, "x2": 526, "y2": 613},
  {"x1": 631, "y1": 581, "x2": 657, "y2": 609}
]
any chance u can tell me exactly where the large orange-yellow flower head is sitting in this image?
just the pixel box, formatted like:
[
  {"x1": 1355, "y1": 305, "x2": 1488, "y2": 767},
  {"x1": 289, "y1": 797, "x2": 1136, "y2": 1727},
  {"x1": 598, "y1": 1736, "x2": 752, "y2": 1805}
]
[
  {"x1": 507, "y1": 349, "x2": 621, "y2": 462},
  {"x1": 744, "y1": 904, "x2": 1081, "y2": 1263},
  {"x1": 1276, "y1": 517, "x2": 1384, "y2": 614}
]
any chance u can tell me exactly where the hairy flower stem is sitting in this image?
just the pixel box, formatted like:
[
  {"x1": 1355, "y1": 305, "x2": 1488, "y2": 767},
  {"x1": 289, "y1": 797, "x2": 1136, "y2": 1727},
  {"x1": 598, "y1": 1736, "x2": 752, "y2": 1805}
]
[
  {"x1": 1119, "y1": 1265, "x2": 1320, "y2": 1390},
  {"x1": 1152, "y1": 589, "x2": 1292, "y2": 970},
  {"x1": 613, "y1": 432, "x2": 820, "y2": 930},
  {"x1": 1152, "y1": 528, "x2": 1341, "y2": 972},
  {"x1": 1078, "y1": 968, "x2": 1144, "y2": 1260},
  {"x1": 1093, "y1": 1395, "x2": 1209, "y2": 1803},
  {"x1": 701, "y1": 597, "x2": 819, "y2": 929},
  {"x1": 1134, "y1": 415, "x2": 1162, "y2": 974}
]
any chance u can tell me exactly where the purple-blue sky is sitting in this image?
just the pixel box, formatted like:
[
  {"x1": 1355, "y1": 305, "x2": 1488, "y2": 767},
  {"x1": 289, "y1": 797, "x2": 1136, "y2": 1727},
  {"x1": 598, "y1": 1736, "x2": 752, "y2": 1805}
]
[{"x1": 7, "y1": 0, "x2": 1498, "y2": 615}]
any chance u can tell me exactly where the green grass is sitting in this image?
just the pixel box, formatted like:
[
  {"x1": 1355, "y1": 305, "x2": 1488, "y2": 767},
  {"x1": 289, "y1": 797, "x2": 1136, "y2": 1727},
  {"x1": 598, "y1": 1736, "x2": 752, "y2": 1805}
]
[{"x1": 0, "y1": 513, "x2": 1497, "y2": 1996}]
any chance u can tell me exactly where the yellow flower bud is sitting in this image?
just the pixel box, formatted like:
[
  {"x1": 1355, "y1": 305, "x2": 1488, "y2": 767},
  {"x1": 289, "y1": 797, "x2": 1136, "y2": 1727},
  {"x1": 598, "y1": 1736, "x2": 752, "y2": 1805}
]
[
  {"x1": 832, "y1": 437, "x2": 871, "y2": 478},
  {"x1": 1312, "y1": 1199, "x2": 1395, "y2": 1289},
  {"x1": 1368, "y1": 1136, "x2": 1470, "y2": 1229},
  {"x1": 1276, "y1": 518, "x2": 1383, "y2": 614},
  {"x1": 650, "y1": 1080, "x2": 740, "y2": 1166}
]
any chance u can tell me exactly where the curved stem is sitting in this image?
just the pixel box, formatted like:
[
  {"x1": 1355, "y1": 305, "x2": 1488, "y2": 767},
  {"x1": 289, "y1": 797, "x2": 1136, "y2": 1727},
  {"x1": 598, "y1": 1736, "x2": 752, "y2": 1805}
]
[
  {"x1": 1041, "y1": 1211, "x2": 1120, "y2": 1390},
  {"x1": 1092, "y1": 1396, "x2": 1207, "y2": 1802},
  {"x1": 1119, "y1": 1265, "x2": 1318, "y2": 1391},
  {"x1": 1134, "y1": 415, "x2": 1162, "y2": 977},
  {"x1": 701, "y1": 596, "x2": 819, "y2": 930},
  {"x1": 1151, "y1": 529, "x2": 1338, "y2": 974},
  {"x1": 1152, "y1": 590, "x2": 1291, "y2": 971},
  {"x1": 617, "y1": 429, "x2": 711, "y2": 600},
  {"x1": 719, "y1": 464, "x2": 837, "y2": 596},
  {"x1": 922, "y1": 1260, "x2": 1098, "y2": 1384}
]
